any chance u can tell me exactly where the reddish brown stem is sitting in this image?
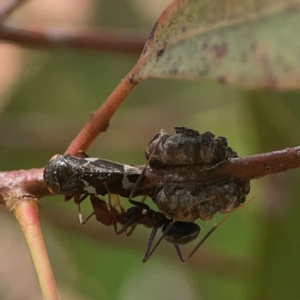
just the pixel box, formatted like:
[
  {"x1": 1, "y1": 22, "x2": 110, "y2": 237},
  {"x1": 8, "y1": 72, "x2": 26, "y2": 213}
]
[
  {"x1": 14, "y1": 200, "x2": 59, "y2": 300},
  {"x1": 0, "y1": 168, "x2": 49, "y2": 209},
  {"x1": 65, "y1": 70, "x2": 140, "y2": 155},
  {"x1": 1, "y1": 147, "x2": 299, "y2": 209},
  {"x1": 0, "y1": 23, "x2": 147, "y2": 53},
  {"x1": 213, "y1": 147, "x2": 300, "y2": 180},
  {"x1": 143, "y1": 146, "x2": 300, "y2": 187},
  {"x1": 0, "y1": 147, "x2": 300, "y2": 207}
]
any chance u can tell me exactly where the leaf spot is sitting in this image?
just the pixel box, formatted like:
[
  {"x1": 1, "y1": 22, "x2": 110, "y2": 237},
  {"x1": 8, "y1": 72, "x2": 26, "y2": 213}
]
[{"x1": 211, "y1": 42, "x2": 228, "y2": 59}]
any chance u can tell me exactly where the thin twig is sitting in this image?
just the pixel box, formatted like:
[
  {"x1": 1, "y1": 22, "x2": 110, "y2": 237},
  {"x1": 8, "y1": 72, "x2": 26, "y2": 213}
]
[
  {"x1": 0, "y1": 168, "x2": 49, "y2": 208},
  {"x1": 65, "y1": 67, "x2": 141, "y2": 155},
  {"x1": 0, "y1": 22, "x2": 147, "y2": 53},
  {"x1": 64, "y1": 53, "x2": 151, "y2": 155},
  {"x1": 1, "y1": 146, "x2": 300, "y2": 208},
  {"x1": 141, "y1": 146, "x2": 300, "y2": 188},
  {"x1": 0, "y1": 0, "x2": 28, "y2": 18},
  {"x1": 14, "y1": 199, "x2": 59, "y2": 300}
]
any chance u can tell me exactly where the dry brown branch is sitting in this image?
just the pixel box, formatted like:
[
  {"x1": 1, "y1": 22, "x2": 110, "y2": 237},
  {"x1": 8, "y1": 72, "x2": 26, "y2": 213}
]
[
  {"x1": 0, "y1": 23, "x2": 148, "y2": 54},
  {"x1": 0, "y1": 0, "x2": 28, "y2": 18}
]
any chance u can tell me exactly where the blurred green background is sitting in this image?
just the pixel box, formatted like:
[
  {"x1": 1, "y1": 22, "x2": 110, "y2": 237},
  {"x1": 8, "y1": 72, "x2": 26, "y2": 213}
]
[{"x1": 1, "y1": 1, "x2": 300, "y2": 299}]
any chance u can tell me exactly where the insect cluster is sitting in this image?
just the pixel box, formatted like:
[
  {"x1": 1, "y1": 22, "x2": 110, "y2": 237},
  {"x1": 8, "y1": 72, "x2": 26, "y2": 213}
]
[
  {"x1": 147, "y1": 127, "x2": 250, "y2": 222},
  {"x1": 44, "y1": 127, "x2": 250, "y2": 262}
]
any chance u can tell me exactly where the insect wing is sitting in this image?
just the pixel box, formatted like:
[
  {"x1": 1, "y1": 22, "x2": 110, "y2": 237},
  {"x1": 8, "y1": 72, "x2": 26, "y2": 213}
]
[{"x1": 44, "y1": 155, "x2": 137, "y2": 195}]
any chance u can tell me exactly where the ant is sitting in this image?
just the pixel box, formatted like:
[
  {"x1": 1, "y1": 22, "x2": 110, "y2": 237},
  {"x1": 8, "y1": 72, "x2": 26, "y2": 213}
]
[{"x1": 81, "y1": 193, "x2": 233, "y2": 262}]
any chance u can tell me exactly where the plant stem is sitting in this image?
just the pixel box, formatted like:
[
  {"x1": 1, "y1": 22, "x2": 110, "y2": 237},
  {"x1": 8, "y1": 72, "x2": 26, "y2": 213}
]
[{"x1": 14, "y1": 199, "x2": 59, "y2": 300}]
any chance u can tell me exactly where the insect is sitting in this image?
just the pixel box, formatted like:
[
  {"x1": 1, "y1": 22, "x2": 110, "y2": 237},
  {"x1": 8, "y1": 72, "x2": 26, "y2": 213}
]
[
  {"x1": 146, "y1": 127, "x2": 250, "y2": 222},
  {"x1": 85, "y1": 194, "x2": 231, "y2": 262},
  {"x1": 44, "y1": 154, "x2": 145, "y2": 199},
  {"x1": 43, "y1": 127, "x2": 251, "y2": 261}
]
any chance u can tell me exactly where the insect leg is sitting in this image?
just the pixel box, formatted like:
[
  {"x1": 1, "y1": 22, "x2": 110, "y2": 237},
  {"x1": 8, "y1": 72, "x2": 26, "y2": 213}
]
[
  {"x1": 126, "y1": 195, "x2": 148, "y2": 236},
  {"x1": 81, "y1": 195, "x2": 112, "y2": 225},
  {"x1": 142, "y1": 219, "x2": 176, "y2": 263},
  {"x1": 76, "y1": 194, "x2": 89, "y2": 224},
  {"x1": 80, "y1": 210, "x2": 95, "y2": 225},
  {"x1": 174, "y1": 208, "x2": 238, "y2": 262}
]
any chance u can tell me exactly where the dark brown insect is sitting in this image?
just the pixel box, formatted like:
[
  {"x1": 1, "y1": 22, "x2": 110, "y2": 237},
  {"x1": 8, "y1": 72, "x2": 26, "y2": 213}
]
[{"x1": 84, "y1": 194, "x2": 231, "y2": 262}]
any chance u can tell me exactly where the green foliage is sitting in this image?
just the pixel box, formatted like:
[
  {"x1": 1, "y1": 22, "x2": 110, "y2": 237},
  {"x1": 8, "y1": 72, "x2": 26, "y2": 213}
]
[{"x1": 1, "y1": 1, "x2": 300, "y2": 299}]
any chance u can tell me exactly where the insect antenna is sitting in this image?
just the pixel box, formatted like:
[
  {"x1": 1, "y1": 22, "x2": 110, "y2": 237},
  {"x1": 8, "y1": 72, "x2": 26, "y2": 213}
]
[{"x1": 127, "y1": 134, "x2": 164, "y2": 203}]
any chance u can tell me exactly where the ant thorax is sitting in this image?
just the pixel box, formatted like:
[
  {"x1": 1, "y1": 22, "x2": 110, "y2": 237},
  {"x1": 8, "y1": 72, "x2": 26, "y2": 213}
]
[{"x1": 146, "y1": 127, "x2": 250, "y2": 222}]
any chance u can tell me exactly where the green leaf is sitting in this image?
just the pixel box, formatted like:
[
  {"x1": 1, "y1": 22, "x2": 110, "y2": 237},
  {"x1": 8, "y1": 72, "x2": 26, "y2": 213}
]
[{"x1": 133, "y1": 0, "x2": 300, "y2": 89}]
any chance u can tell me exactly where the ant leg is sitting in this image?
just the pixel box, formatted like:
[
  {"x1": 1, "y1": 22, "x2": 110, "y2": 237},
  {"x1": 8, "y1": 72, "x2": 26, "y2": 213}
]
[
  {"x1": 103, "y1": 183, "x2": 147, "y2": 237},
  {"x1": 104, "y1": 185, "x2": 139, "y2": 236},
  {"x1": 122, "y1": 136, "x2": 163, "y2": 239},
  {"x1": 142, "y1": 222, "x2": 161, "y2": 261},
  {"x1": 126, "y1": 196, "x2": 149, "y2": 236},
  {"x1": 129, "y1": 198, "x2": 149, "y2": 209},
  {"x1": 103, "y1": 183, "x2": 124, "y2": 214},
  {"x1": 106, "y1": 186, "x2": 121, "y2": 234},
  {"x1": 80, "y1": 210, "x2": 95, "y2": 225},
  {"x1": 82, "y1": 195, "x2": 112, "y2": 225},
  {"x1": 174, "y1": 209, "x2": 237, "y2": 262},
  {"x1": 116, "y1": 136, "x2": 162, "y2": 240},
  {"x1": 142, "y1": 219, "x2": 176, "y2": 263},
  {"x1": 76, "y1": 194, "x2": 89, "y2": 224},
  {"x1": 104, "y1": 183, "x2": 129, "y2": 234},
  {"x1": 112, "y1": 194, "x2": 125, "y2": 213}
]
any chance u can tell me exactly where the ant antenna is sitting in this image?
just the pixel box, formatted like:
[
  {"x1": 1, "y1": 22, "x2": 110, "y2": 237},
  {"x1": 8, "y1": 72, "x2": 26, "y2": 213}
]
[{"x1": 127, "y1": 134, "x2": 164, "y2": 203}]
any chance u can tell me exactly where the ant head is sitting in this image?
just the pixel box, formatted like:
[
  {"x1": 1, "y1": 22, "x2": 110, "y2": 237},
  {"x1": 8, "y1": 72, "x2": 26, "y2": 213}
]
[{"x1": 162, "y1": 221, "x2": 200, "y2": 245}]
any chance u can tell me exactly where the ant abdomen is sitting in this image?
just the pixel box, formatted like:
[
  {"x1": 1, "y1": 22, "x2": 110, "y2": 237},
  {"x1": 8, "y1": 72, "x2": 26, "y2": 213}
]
[{"x1": 163, "y1": 221, "x2": 200, "y2": 245}]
